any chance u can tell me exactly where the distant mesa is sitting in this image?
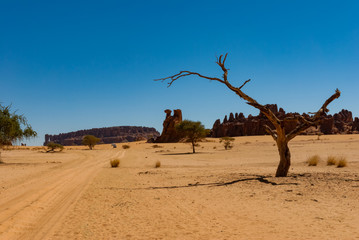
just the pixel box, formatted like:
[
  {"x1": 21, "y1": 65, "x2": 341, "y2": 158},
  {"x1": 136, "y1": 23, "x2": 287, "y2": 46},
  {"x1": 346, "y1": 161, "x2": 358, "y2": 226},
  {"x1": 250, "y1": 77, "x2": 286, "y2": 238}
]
[
  {"x1": 44, "y1": 126, "x2": 160, "y2": 146},
  {"x1": 154, "y1": 109, "x2": 183, "y2": 143},
  {"x1": 212, "y1": 105, "x2": 359, "y2": 137}
]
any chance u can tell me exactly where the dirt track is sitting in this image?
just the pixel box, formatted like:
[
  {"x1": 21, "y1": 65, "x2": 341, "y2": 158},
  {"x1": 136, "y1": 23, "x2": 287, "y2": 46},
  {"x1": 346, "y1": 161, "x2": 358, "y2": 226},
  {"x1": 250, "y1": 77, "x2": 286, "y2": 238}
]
[{"x1": 0, "y1": 149, "x2": 124, "y2": 239}]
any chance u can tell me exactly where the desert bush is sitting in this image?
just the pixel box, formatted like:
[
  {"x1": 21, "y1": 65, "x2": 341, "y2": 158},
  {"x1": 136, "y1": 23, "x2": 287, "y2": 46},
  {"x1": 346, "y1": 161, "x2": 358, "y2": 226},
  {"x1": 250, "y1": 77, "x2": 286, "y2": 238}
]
[
  {"x1": 152, "y1": 144, "x2": 163, "y2": 148},
  {"x1": 110, "y1": 159, "x2": 120, "y2": 168},
  {"x1": 46, "y1": 142, "x2": 64, "y2": 152},
  {"x1": 82, "y1": 135, "x2": 100, "y2": 150},
  {"x1": 155, "y1": 160, "x2": 161, "y2": 168},
  {"x1": 327, "y1": 156, "x2": 337, "y2": 166},
  {"x1": 122, "y1": 144, "x2": 130, "y2": 149},
  {"x1": 336, "y1": 157, "x2": 347, "y2": 168},
  {"x1": 307, "y1": 155, "x2": 320, "y2": 166},
  {"x1": 219, "y1": 137, "x2": 235, "y2": 150}
]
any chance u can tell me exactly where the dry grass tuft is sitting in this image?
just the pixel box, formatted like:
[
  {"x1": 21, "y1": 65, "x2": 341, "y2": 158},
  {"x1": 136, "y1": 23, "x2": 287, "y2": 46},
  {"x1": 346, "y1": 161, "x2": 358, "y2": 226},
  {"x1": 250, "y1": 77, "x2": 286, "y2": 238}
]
[
  {"x1": 110, "y1": 159, "x2": 120, "y2": 168},
  {"x1": 307, "y1": 155, "x2": 320, "y2": 166},
  {"x1": 122, "y1": 144, "x2": 130, "y2": 149},
  {"x1": 155, "y1": 160, "x2": 161, "y2": 168},
  {"x1": 336, "y1": 157, "x2": 347, "y2": 168},
  {"x1": 327, "y1": 156, "x2": 337, "y2": 166}
]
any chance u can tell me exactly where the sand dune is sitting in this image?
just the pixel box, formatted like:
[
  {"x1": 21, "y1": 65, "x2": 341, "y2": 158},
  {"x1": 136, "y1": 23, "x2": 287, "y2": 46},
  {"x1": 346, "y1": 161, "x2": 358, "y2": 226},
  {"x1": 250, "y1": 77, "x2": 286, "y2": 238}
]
[{"x1": 0, "y1": 135, "x2": 358, "y2": 239}]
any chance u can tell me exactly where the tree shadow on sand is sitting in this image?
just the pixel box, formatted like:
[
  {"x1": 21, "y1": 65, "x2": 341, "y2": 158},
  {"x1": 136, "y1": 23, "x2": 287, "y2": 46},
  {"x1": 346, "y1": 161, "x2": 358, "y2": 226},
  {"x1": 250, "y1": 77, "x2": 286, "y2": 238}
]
[{"x1": 160, "y1": 152, "x2": 209, "y2": 156}]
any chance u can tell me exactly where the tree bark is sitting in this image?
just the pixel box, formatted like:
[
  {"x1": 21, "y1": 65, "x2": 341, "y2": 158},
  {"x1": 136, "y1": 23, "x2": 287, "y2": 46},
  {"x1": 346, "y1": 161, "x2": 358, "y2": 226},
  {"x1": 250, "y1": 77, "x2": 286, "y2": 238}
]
[
  {"x1": 192, "y1": 141, "x2": 195, "y2": 153},
  {"x1": 275, "y1": 140, "x2": 291, "y2": 177}
]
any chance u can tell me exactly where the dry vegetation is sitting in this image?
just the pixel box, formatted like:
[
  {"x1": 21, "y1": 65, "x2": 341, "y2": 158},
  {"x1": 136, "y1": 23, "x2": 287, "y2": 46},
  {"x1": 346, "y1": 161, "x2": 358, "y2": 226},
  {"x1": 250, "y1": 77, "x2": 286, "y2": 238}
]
[
  {"x1": 155, "y1": 160, "x2": 161, "y2": 168},
  {"x1": 110, "y1": 158, "x2": 120, "y2": 168},
  {"x1": 122, "y1": 144, "x2": 130, "y2": 149},
  {"x1": 307, "y1": 155, "x2": 320, "y2": 166},
  {"x1": 327, "y1": 156, "x2": 337, "y2": 165},
  {"x1": 152, "y1": 144, "x2": 163, "y2": 148},
  {"x1": 336, "y1": 157, "x2": 348, "y2": 168}
]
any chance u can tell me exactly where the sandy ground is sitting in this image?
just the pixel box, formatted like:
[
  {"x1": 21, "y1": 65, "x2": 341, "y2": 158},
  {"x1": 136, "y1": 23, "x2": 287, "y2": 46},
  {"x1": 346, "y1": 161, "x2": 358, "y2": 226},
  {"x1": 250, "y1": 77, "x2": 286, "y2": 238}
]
[{"x1": 0, "y1": 135, "x2": 358, "y2": 239}]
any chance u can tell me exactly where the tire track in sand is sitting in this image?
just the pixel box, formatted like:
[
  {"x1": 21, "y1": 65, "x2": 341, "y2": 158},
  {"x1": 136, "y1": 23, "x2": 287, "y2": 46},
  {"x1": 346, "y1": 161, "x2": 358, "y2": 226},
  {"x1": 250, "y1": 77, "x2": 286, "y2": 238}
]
[{"x1": 0, "y1": 149, "x2": 125, "y2": 240}]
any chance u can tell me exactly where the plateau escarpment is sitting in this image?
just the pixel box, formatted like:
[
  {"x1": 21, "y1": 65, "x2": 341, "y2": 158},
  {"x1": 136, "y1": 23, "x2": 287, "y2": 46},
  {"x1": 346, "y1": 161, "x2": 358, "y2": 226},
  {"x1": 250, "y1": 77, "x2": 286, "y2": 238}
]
[{"x1": 44, "y1": 126, "x2": 159, "y2": 146}]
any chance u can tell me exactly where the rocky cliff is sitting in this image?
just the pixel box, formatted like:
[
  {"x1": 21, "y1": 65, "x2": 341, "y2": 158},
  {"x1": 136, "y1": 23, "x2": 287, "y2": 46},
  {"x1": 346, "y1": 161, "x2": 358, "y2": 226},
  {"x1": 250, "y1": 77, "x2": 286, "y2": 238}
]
[
  {"x1": 212, "y1": 105, "x2": 358, "y2": 137},
  {"x1": 154, "y1": 109, "x2": 183, "y2": 143},
  {"x1": 44, "y1": 126, "x2": 160, "y2": 146}
]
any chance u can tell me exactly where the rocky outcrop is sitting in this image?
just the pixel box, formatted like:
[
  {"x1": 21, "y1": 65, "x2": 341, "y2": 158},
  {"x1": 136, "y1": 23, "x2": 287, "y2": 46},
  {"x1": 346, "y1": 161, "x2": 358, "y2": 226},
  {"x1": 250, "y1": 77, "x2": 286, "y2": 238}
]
[
  {"x1": 44, "y1": 126, "x2": 160, "y2": 146},
  {"x1": 353, "y1": 117, "x2": 359, "y2": 132},
  {"x1": 212, "y1": 106, "x2": 358, "y2": 137},
  {"x1": 155, "y1": 109, "x2": 183, "y2": 143}
]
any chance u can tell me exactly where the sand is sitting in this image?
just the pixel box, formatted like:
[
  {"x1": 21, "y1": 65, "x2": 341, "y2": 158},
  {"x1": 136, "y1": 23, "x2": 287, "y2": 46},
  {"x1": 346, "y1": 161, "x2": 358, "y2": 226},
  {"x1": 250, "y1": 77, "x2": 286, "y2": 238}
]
[{"x1": 0, "y1": 135, "x2": 358, "y2": 239}]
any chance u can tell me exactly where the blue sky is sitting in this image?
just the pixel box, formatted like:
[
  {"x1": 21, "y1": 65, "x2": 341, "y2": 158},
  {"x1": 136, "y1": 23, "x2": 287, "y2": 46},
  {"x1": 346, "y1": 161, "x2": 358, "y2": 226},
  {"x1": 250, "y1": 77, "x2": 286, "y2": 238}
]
[{"x1": 1, "y1": 0, "x2": 358, "y2": 146}]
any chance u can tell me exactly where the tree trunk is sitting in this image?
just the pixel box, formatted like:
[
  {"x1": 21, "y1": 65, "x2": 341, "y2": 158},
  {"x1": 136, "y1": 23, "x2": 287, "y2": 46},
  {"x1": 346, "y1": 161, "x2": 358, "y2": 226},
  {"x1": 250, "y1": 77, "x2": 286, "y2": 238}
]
[
  {"x1": 275, "y1": 140, "x2": 291, "y2": 177},
  {"x1": 192, "y1": 141, "x2": 195, "y2": 153}
]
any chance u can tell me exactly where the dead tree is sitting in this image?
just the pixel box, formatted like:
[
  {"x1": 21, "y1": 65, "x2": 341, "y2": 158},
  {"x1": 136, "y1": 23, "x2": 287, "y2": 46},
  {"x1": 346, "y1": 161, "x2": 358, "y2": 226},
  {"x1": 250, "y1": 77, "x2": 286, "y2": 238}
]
[{"x1": 156, "y1": 53, "x2": 340, "y2": 177}]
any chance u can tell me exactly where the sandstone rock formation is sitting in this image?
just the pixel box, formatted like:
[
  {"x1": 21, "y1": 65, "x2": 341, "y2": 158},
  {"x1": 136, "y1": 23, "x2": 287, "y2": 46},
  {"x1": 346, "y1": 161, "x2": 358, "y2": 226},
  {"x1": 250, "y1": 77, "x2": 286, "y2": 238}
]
[
  {"x1": 44, "y1": 126, "x2": 160, "y2": 146},
  {"x1": 155, "y1": 109, "x2": 183, "y2": 143},
  {"x1": 212, "y1": 105, "x2": 358, "y2": 138}
]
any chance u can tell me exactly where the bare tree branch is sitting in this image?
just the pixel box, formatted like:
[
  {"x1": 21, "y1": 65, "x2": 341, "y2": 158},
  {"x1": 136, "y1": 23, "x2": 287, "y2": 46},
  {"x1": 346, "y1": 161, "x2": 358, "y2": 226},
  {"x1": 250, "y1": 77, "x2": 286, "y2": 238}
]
[
  {"x1": 286, "y1": 89, "x2": 341, "y2": 141},
  {"x1": 312, "y1": 88, "x2": 341, "y2": 120},
  {"x1": 284, "y1": 114, "x2": 311, "y2": 125},
  {"x1": 264, "y1": 125, "x2": 277, "y2": 141},
  {"x1": 154, "y1": 71, "x2": 225, "y2": 87},
  {"x1": 238, "y1": 79, "x2": 251, "y2": 90}
]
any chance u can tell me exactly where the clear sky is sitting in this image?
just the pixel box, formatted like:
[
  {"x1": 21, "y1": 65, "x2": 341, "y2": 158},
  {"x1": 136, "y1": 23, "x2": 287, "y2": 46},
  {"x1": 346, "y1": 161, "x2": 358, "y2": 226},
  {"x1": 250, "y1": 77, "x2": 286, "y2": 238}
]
[{"x1": 1, "y1": 0, "x2": 358, "y2": 146}]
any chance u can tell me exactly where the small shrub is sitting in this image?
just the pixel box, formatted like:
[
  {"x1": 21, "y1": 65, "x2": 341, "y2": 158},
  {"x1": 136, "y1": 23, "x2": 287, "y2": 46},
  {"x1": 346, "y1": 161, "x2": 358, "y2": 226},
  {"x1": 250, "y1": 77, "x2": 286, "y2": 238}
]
[
  {"x1": 152, "y1": 145, "x2": 163, "y2": 148},
  {"x1": 317, "y1": 133, "x2": 322, "y2": 140},
  {"x1": 122, "y1": 144, "x2": 130, "y2": 149},
  {"x1": 155, "y1": 160, "x2": 161, "y2": 168},
  {"x1": 307, "y1": 155, "x2": 320, "y2": 166},
  {"x1": 336, "y1": 157, "x2": 347, "y2": 168},
  {"x1": 219, "y1": 137, "x2": 235, "y2": 150},
  {"x1": 46, "y1": 142, "x2": 64, "y2": 152},
  {"x1": 327, "y1": 156, "x2": 337, "y2": 166},
  {"x1": 110, "y1": 159, "x2": 120, "y2": 168},
  {"x1": 213, "y1": 146, "x2": 216, "y2": 149}
]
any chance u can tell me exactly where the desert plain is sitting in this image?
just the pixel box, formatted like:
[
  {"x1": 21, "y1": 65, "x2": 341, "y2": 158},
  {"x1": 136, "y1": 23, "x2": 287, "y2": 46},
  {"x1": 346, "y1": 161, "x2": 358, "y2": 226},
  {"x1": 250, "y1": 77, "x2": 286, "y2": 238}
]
[{"x1": 0, "y1": 134, "x2": 358, "y2": 240}]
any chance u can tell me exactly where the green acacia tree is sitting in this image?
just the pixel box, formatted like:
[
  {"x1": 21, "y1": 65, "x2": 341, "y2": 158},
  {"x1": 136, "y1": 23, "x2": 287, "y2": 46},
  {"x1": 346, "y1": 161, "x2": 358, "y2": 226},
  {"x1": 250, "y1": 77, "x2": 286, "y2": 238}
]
[
  {"x1": 175, "y1": 120, "x2": 208, "y2": 153},
  {"x1": 0, "y1": 104, "x2": 37, "y2": 162},
  {"x1": 82, "y1": 135, "x2": 100, "y2": 150}
]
